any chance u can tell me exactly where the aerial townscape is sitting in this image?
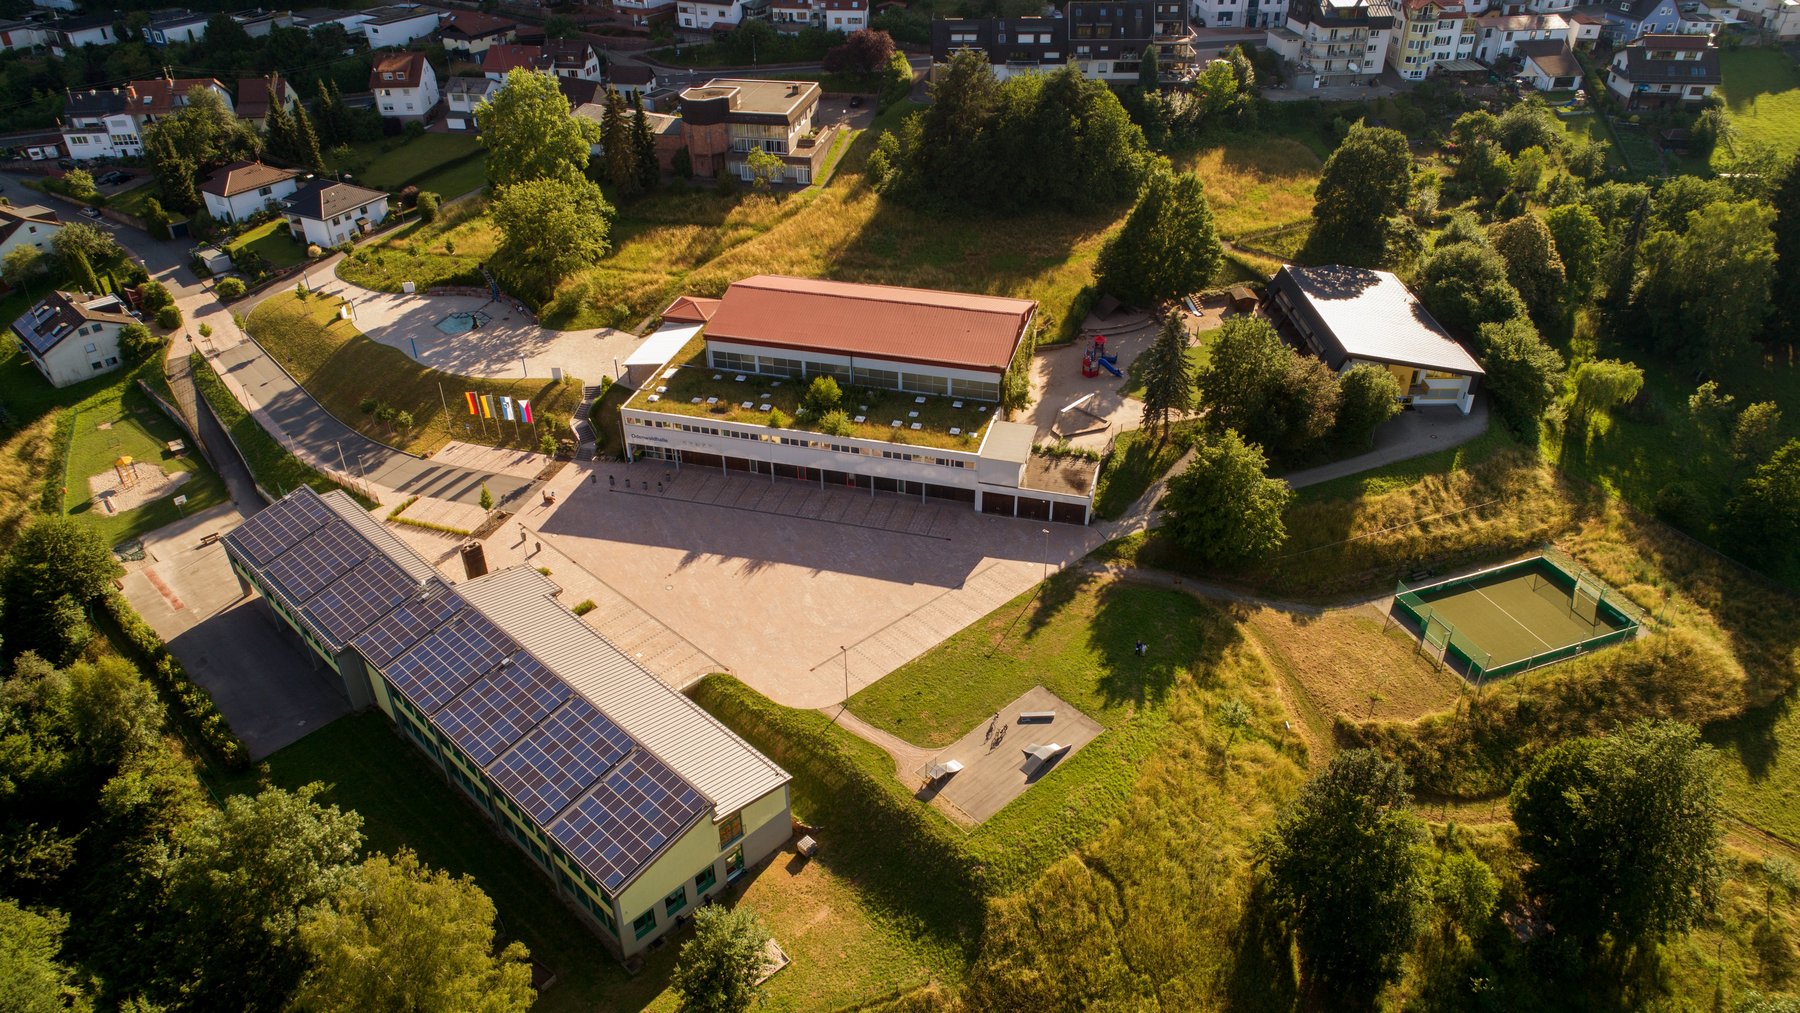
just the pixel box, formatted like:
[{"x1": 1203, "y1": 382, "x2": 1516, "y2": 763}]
[{"x1": 1, "y1": 0, "x2": 1799, "y2": 1009}]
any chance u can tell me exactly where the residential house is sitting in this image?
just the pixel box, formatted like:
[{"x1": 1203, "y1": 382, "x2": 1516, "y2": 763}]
[
  {"x1": 0, "y1": 204, "x2": 61, "y2": 261},
  {"x1": 235, "y1": 73, "x2": 299, "y2": 129},
  {"x1": 933, "y1": 0, "x2": 1192, "y2": 82},
  {"x1": 678, "y1": 0, "x2": 751, "y2": 31},
  {"x1": 1263, "y1": 265, "x2": 1484, "y2": 413},
  {"x1": 1194, "y1": 0, "x2": 1288, "y2": 29},
  {"x1": 50, "y1": 13, "x2": 117, "y2": 54},
  {"x1": 607, "y1": 63, "x2": 660, "y2": 98},
  {"x1": 823, "y1": 0, "x2": 872, "y2": 31},
  {"x1": 1601, "y1": 0, "x2": 1681, "y2": 39},
  {"x1": 1387, "y1": 0, "x2": 1478, "y2": 81},
  {"x1": 1677, "y1": 7, "x2": 1724, "y2": 34},
  {"x1": 370, "y1": 51, "x2": 440, "y2": 121},
  {"x1": 361, "y1": 4, "x2": 443, "y2": 48},
  {"x1": 1471, "y1": 12, "x2": 1570, "y2": 61},
  {"x1": 291, "y1": 7, "x2": 374, "y2": 34},
  {"x1": 0, "y1": 18, "x2": 47, "y2": 51},
  {"x1": 1514, "y1": 37, "x2": 1582, "y2": 88},
  {"x1": 1570, "y1": 11, "x2": 1604, "y2": 45},
  {"x1": 11, "y1": 290, "x2": 134, "y2": 388},
  {"x1": 1604, "y1": 31, "x2": 1719, "y2": 107},
  {"x1": 143, "y1": 9, "x2": 212, "y2": 45},
  {"x1": 676, "y1": 79, "x2": 835, "y2": 184},
  {"x1": 200, "y1": 160, "x2": 300, "y2": 224},
  {"x1": 223, "y1": 485, "x2": 794, "y2": 960},
  {"x1": 283, "y1": 178, "x2": 389, "y2": 247},
  {"x1": 574, "y1": 101, "x2": 683, "y2": 169},
  {"x1": 770, "y1": 0, "x2": 816, "y2": 28},
  {"x1": 932, "y1": 16, "x2": 1067, "y2": 79},
  {"x1": 439, "y1": 9, "x2": 517, "y2": 53},
  {"x1": 1721, "y1": 0, "x2": 1800, "y2": 37},
  {"x1": 1265, "y1": 0, "x2": 1396, "y2": 87},
  {"x1": 59, "y1": 76, "x2": 233, "y2": 159},
  {"x1": 235, "y1": 10, "x2": 294, "y2": 37},
  {"x1": 444, "y1": 75, "x2": 499, "y2": 130},
  {"x1": 559, "y1": 76, "x2": 604, "y2": 108},
  {"x1": 546, "y1": 40, "x2": 605, "y2": 82},
  {"x1": 612, "y1": 0, "x2": 677, "y2": 26},
  {"x1": 481, "y1": 43, "x2": 551, "y2": 79},
  {"x1": 31, "y1": 0, "x2": 77, "y2": 13}
]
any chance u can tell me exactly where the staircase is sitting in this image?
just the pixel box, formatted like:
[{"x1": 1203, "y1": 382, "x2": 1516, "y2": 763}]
[{"x1": 571, "y1": 383, "x2": 604, "y2": 460}]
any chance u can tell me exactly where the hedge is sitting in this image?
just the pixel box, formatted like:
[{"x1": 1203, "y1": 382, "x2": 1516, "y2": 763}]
[
  {"x1": 99, "y1": 589, "x2": 251, "y2": 769},
  {"x1": 39, "y1": 408, "x2": 75, "y2": 513}
]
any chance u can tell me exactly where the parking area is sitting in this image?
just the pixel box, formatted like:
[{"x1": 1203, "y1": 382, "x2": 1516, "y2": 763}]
[{"x1": 536, "y1": 461, "x2": 1103, "y2": 707}]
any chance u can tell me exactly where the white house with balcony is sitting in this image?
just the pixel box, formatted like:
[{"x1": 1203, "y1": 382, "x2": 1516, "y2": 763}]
[
  {"x1": 11, "y1": 290, "x2": 134, "y2": 388},
  {"x1": 1263, "y1": 265, "x2": 1484, "y2": 414},
  {"x1": 283, "y1": 179, "x2": 390, "y2": 247},
  {"x1": 1266, "y1": 0, "x2": 1397, "y2": 86},
  {"x1": 678, "y1": 0, "x2": 748, "y2": 30},
  {"x1": 200, "y1": 161, "x2": 300, "y2": 224},
  {"x1": 1388, "y1": 0, "x2": 1478, "y2": 80},
  {"x1": 361, "y1": 4, "x2": 443, "y2": 47}
]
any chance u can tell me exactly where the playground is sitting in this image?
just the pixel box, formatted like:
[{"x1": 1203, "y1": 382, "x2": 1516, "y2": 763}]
[
  {"x1": 62, "y1": 376, "x2": 228, "y2": 544},
  {"x1": 1390, "y1": 552, "x2": 1641, "y2": 680}
]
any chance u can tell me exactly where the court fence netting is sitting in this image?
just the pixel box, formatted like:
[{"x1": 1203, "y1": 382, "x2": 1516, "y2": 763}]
[{"x1": 1390, "y1": 546, "x2": 1644, "y2": 681}]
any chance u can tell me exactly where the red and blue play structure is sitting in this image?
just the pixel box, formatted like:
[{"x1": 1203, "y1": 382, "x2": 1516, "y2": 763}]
[{"x1": 1081, "y1": 335, "x2": 1121, "y2": 379}]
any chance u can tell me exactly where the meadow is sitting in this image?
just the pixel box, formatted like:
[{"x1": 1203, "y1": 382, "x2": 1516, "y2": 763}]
[{"x1": 1717, "y1": 47, "x2": 1800, "y2": 159}]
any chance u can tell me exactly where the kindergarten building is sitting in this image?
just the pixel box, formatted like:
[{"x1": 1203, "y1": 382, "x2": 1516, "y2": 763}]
[
  {"x1": 223, "y1": 487, "x2": 793, "y2": 959},
  {"x1": 620, "y1": 275, "x2": 1099, "y2": 524}
]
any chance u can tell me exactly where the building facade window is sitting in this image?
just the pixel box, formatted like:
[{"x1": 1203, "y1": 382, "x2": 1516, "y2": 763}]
[
  {"x1": 718, "y1": 810, "x2": 744, "y2": 847},
  {"x1": 695, "y1": 864, "x2": 718, "y2": 893},
  {"x1": 664, "y1": 884, "x2": 688, "y2": 916},
  {"x1": 632, "y1": 909, "x2": 658, "y2": 939}
]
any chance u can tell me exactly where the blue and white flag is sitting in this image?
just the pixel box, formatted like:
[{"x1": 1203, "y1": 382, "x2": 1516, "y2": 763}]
[{"x1": 499, "y1": 396, "x2": 515, "y2": 422}]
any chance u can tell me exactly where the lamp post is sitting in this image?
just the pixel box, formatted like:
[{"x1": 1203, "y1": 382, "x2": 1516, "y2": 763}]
[
  {"x1": 1041, "y1": 527, "x2": 1050, "y2": 583},
  {"x1": 840, "y1": 645, "x2": 848, "y2": 706}
]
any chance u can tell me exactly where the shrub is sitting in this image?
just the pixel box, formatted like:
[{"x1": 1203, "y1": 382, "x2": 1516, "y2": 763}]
[
  {"x1": 767, "y1": 407, "x2": 792, "y2": 429},
  {"x1": 99, "y1": 590, "x2": 250, "y2": 769},
  {"x1": 818, "y1": 409, "x2": 853, "y2": 436},
  {"x1": 118, "y1": 322, "x2": 163, "y2": 362},
  {"x1": 571, "y1": 600, "x2": 597, "y2": 616},
  {"x1": 155, "y1": 305, "x2": 183, "y2": 330},
  {"x1": 803, "y1": 375, "x2": 842, "y2": 414},
  {"x1": 138, "y1": 280, "x2": 174, "y2": 313},
  {"x1": 307, "y1": 243, "x2": 323, "y2": 258},
  {"x1": 213, "y1": 276, "x2": 247, "y2": 300},
  {"x1": 416, "y1": 191, "x2": 440, "y2": 223},
  {"x1": 197, "y1": 323, "x2": 212, "y2": 338}
]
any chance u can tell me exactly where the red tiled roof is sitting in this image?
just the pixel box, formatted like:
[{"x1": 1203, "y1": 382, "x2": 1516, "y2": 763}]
[
  {"x1": 370, "y1": 51, "x2": 429, "y2": 90},
  {"x1": 482, "y1": 43, "x2": 550, "y2": 74},
  {"x1": 200, "y1": 160, "x2": 299, "y2": 198},
  {"x1": 440, "y1": 9, "x2": 517, "y2": 38},
  {"x1": 235, "y1": 73, "x2": 295, "y2": 120},
  {"x1": 661, "y1": 295, "x2": 721, "y2": 324},
  {"x1": 0, "y1": 203, "x2": 59, "y2": 246},
  {"x1": 128, "y1": 77, "x2": 229, "y2": 117},
  {"x1": 702, "y1": 276, "x2": 1037, "y2": 375}
]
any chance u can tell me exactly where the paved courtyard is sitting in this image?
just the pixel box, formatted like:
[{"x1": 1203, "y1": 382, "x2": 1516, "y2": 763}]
[
  {"x1": 533, "y1": 461, "x2": 1105, "y2": 707},
  {"x1": 915, "y1": 686, "x2": 1104, "y2": 826}
]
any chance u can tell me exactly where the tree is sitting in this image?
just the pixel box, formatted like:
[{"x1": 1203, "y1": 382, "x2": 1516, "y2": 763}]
[
  {"x1": 1334, "y1": 363, "x2": 1401, "y2": 449},
  {"x1": 630, "y1": 90, "x2": 659, "y2": 194},
  {"x1": 142, "y1": 87, "x2": 261, "y2": 214},
  {"x1": 1094, "y1": 167, "x2": 1222, "y2": 309},
  {"x1": 137, "y1": 280, "x2": 173, "y2": 314},
  {"x1": 163, "y1": 784, "x2": 364, "y2": 1010},
  {"x1": 822, "y1": 28, "x2": 896, "y2": 75},
  {"x1": 1217, "y1": 698, "x2": 1252, "y2": 751},
  {"x1": 416, "y1": 191, "x2": 440, "y2": 224},
  {"x1": 1732, "y1": 401, "x2": 1784, "y2": 462},
  {"x1": 64, "y1": 656, "x2": 162, "y2": 769},
  {"x1": 61, "y1": 169, "x2": 98, "y2": 202},
  {"x1": 1136, "y1": 316, "x2": 1195, "y2": 432},
  {"x1": 292, "y1": 103, "x2": 326, "y2": 172},
  {"x1": 1543, "y1": 203, "x2": 1608, "y2": 302},
  {"x1": 1449, "y1": 138, "x2": 1512, "y2": 204},
  {"x1": 1689, "y1": 380, "x2": 1737, "y2": 436},
  {"x1": 1160, "y1": 429, "x2": 1292, "y2": 568},
  {"x1": 293, "y1": 850, "x2": 533, "y2": 1013},
  {"x1": 1413, "y1": 240, "x2": 1527, "y2": 340},
  {"x1": 2, "y1": 517, "x2": 122, "y2": 665},
  {"x1": 53, "y1": 222, "x2": 123, "y2": 269},
  {"x1": 1774, "y1": 152, "x2": 1800, "y2": 343},
  {"x1": 1258, "y1": 749, "x2": 1429, "y2": 1006},
  {"x1": 1489, "y1": 214, "x2": 1567, "y2": 327},
  {"x1": 1570, "y1": 359, "x2": 1644, "y2": 424},
  {"x1": 65, "y1": 249, "x2": 100, "y2": 296},
  {"x1": 1477, "y1": 316, "x2": 1565, "y2": 437},
  {"x1": 1432, "y1": 847, "x2": 1500, "y2": 941},
  {"x1": 1510, "y1": 721, "x2": 1723, "y2": 950},
  {"x1": 1195, "y1": 316, "x2": 1340, "y2": 462},
  {"x1": 155, "y1": 305, "x2": 183, "y2": 330},
  {"x1": 141, "y1": 196, "x2": 173, "y2": 241},
  {"x1": 0, "y1": 899, "x2": 84, "y2": 1013},
  {"x1": 543, "y1": 13, "x2": 579, "y2": 38},
  {"x1": 1139, "y1": 42, "x2": 1161, "y2": 90},
  {"x1": 146, "y1": 128, "x2": 201, "y2": 214},
  {"x1": 600, "y1": 88, "x2": 637, "y2": 194},
  {"x1": 804, "y1": 375, "x2": 842, "y2": 414},
  {"x1": 745, "y1": 148, "x2": 784, "y2": 191},
  {"x1": 475, "y1": 69, "x2": 591, "y2": 189},
  {"x1": 478, "y1": 484, "x2": 493, "y2": 512},
  {"x1": 118, "y1": 323, "x2": 162, "y2": 362},
  {"x1": 1307, "y1": 123, "x2": 1413, "y2": 266},
  {"x1": 670, "y1": 905, "x2": 772, "y2": 1013},
  {"x1": 214, "y1": 277, "x2": 247, "y2": 300},
  {"x1": 263, "y1": 98, "x2": 298, "y2": 164},
  {"x1": 490, "y1": 177, "x2": 615, "y2": 292},
  {"x1": 2, "y1": 246, "x2": 46, "y2": 289},
  {"x1": 1495, "y1": 101, "x2": 1561, "y2": 156},
  {"x1": 1633, "y1": 200, "x2": 1776, "y2": 370},
  {"x1": 1728, "y1": 439, "x2": 1800, "y2": 576}
]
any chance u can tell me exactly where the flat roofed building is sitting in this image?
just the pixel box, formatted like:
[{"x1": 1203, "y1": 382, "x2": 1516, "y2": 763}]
[
  {"x1": 676, "y1": 78, "x2": 834, "y2": 184},
  {"x1": 223, "y1": 487, "x2": 792, "y2": 958},
  {"x1": 1263, "y1": 264, "x2": 1484, "y2": 413}
]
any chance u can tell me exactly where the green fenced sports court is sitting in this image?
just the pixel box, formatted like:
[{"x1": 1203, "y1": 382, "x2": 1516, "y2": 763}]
[{"x1": 1390, "y1": 551, "x2": 1642, "y2": 680}]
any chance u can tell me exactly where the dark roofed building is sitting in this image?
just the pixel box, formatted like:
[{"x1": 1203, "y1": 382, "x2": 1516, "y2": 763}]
[
  {"x1": 235, "y1": 72, "x2": 298, "y2": 126},
  {"x1": 1605, "y1": 33, "x2": 1719, "y2": 108},
  {"x1": 11, "y1": 290, "x2": 135, "y2": 387},
  {"x1": 282, "y1": 179, "x2": 390, "y2": 247},
  {"x1": 1263, "y1": 265, "x2": 1483, "y2": 413},
  {"x1": 438, "y1": 9, "x2": 518, "y2": 53},
  {"x1": 1514, "y1": 39, "x2": 1583, "y2": 90}
]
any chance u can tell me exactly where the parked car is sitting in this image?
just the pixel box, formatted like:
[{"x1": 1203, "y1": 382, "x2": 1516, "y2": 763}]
[
  {"x1": 97, "y1": 170, "x2": 128, "y2": 186},
  {"x1": 849, "y1": 95, "x2": 864, "y2": 107},
  {"x1": 79, "y1": 207, "x2": 102, "y2": 220}
]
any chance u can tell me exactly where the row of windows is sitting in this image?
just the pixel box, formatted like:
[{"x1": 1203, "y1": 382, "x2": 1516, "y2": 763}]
[
  {"x1": 626, "y1": 414, "x2": 974, "y2": 468},
  {"x1": 237, "y1": 563, "x2": 338, "y2": 672},
  {"x1": 706, "y1": 351, "x2": 1003, "y2": 401}
]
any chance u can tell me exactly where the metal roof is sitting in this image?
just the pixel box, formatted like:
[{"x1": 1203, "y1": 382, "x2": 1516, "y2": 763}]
[
  {"x1": 1270, "y1": 265, "x2": 1484, "y2": 376},
  {"x1": 457, "y1": 567, "x2": 790, "y2": 820}
]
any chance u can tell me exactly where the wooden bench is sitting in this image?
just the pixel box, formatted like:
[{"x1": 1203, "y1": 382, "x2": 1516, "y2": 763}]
[{"x1": 199, "y1": 532, "x2": 222, "y2": 547}]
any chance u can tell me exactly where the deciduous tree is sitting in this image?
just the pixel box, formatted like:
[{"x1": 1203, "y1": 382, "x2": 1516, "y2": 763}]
[
  {"x1": 671, "y1": 905, "x2": 772, "y2": 1013},
  {"x1": 1510, "y1": 721, "x2": 1723, "y2": 950},
  {"x1": 1196, "y1": 315, "x2": 1341, "y2": 462},
  {"x1": 1334, "y1": 363, "x2": 1401, "y2": 449},
  {"x1": 1570, "y1": 358, "x2": 1643, "y2": 424},
  {"x1": 1307, "y1": 122, "x2": 1413, "y2": 266},
  {"x1": 1633, "y1": 200, "x2": 1776, "y2": 371},
  {"x1": 293, "y1": 850, "x2": 533, "y2": 1013},
  {"x1": 822, "y1": 28, "x2": 896, "y2": 75},
  {"x1": 490, "y1": 177, "x2": 614, "y2": 292},
  {"x1": 1773, "y1": 151, "x2": 1800, "y2": 344},
  {"x1": 0, "y1": 899, "x2": 85, "y2": 1013},
  {"x1": 1728, "y1": 439, "x2": 1800, "y2": 578},
  {"x1": 1732, "y1": 401, "x2": 1783, "y2": 462},
  {"x1": 1095, "y1": 167, "x2": 1221, "y2": 309},
  {"x1": 1413, "y1": 240, "x2": 1527, "y2": 340},
  {"x1": 1, "y1": 518, "x2": 122, "y2": 665},
  {"x1": 1476, "y1": 316, "x2": 1565, "y2": 437},
  {"x1": 1139, "y1": 42, "x2": 1160, "y2": 90},
  {"x1": 745, "y1": 147, "x2": 784, "y2": 191},
  {"x1": 475, "y1": 69, "x2": 591, "y2": 189},
  {"x1": 1489, "y1": 213, "x2": 1566, "y2": 327},
  {"x1": 1543, "y1": 203, "x2": 1608, "y2": 301},
  {"x1": 1136, "y1": 315, "x2": 1195, "y2": 432},
  {"x1": 1258, "y1": 749, "x2": 1429, "y2": 1007},
  {"x1": 1160, "y1": 428, "x2": 1292, "y2": 567}
]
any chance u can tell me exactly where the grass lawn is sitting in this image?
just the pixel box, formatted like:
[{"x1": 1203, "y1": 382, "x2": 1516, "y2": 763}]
[
  {"x1": 244, "y1": 291, "x2": 583, "y2": 456},
  {"x1": 190, "y1": 353, "x2": 375, "y2": 506},
  {"x1": 225, "y1": 219, "x2": 308, "y2": 268},
  {"x1": 1089, "y1": 423, "x2": 1195, "y2": 520},
  {"x1": 1174, "y1": 135, "x2": 1323, "y2": 239},
  {"x1": 1717, "y1": 47, "x2": 1800, "y2": 159},
  {"x1": 108, "y1": 182, "x2": 189, "y2": 223},
  {"x1": 1122, "y1": 327, "x2": 1217, "y2": 400},
  {"x1": 62, "y1": 364, "x2": 229, "y2": 546},
  {"x1": 338, "y1": 197, "x2": 496, "y2": 293},
  {"x1": 327, "y1": 133, "x2": 486, "y2": 195}
]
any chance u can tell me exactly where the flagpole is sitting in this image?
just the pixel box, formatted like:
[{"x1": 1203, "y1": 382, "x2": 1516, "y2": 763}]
[{"x1": 438, "y1": 382, "x2": 451, "y2": 438}]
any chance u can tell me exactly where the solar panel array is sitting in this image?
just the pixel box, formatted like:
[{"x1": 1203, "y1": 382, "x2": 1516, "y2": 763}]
[
  {"x1": 353, "y1": 585, "x2": 461, "y2": 667},
  {"x1": 433, "y1": 653, "x2": 571, "y2": 767},
  {"x1": 301, "y1": 555, "x2": 419, "y2": 646},
  {"x1": 548, "y1": 752, "x2": 709, "y2": 892},
  {"x1": 265, "y1": 522, "x2": 375, "y2": 603},
  {"x1": 227, "y1": 490, "x2": 334, "y2": 566},
  {"x1": 383, "y1": 609, "x2": 511, "y2": 712},
  {"x1": 486, "y1": 697, "x2": 636, "y2": 824}
]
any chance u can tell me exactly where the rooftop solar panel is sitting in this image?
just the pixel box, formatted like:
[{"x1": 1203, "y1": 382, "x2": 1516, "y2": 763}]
[
  {"x1": 486, "y1": 696, "x2": 635, "y2": 824},
  {"x1": 549, "y1": 751, "x2": 707, "y2": 892},
  {"x1": 301, "y1": 554, "x2": 419, "y2": 647},
  {"x1": 227, "y1": 490, "x2": 334, "y2": 566},
  {"x1": 263, "y1": 522, "x2": 373, "y2": 604},
  {"x1": 383, "y1": 608, "x2": 511, "y2": 712},
  {"x1": 434, "y1": 652, "x2": 572, "y2": 768},
  {"x1": 353, "y1": 583, "x2": 461, "y2": 667}
]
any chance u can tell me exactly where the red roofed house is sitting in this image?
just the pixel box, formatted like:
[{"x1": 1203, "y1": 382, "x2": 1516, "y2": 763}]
[
  {"x1": 235, "y1": 73, "x2": 299, "y2": 130},
  {"x1": 439, "y1": 9, "x2": 518, "y2": 54},
  {"x1": 60, "y1": 75, "x2": 232, "y2": 159},
  {"x1": 371, "y1": 51, "x2": 440, "y2": 121},
  {"x1": 618, "y1": 276, "x2": 1098, "y2": 523},
  {"x1": 481, "y1": 43, "x2": 553, "y2": 80}
]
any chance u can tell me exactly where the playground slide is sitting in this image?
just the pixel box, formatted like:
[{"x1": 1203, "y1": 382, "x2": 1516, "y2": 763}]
[{"x1": 1097, "y1": 356, "x2": 1123, "y2": 378}]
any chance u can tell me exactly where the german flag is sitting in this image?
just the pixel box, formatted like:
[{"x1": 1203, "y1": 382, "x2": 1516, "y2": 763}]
[{"x1": 465, "y1": 391, "x2": 479, "y2": 415}]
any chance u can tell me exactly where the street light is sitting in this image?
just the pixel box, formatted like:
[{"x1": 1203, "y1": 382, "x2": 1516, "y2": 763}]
[
  {"x1": 841, "y1": 645, "x2": 848, "y2": 706},
  {"x1": 1042, "y1": 527, "x2": 1050, "y2": 582}
]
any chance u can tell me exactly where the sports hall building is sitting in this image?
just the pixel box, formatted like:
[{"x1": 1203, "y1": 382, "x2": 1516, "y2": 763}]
[
  {"x1": 223, "y1": 487, "x2": 791, "y2": 959},
  {"x1": 621, "y1": 275, "x2": 1099, "y2": 524}
]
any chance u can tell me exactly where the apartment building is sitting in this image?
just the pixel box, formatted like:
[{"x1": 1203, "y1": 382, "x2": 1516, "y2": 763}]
[
  {"x1": 932, "y1": 0, "x2": 1192, "y2": 82},
  {"x1": 1266, "y1": 0, "x2": 1396, "y2": 86},
  {"x1": 675, "y1": 78, "x2": 833, "y2": 184},
  {"x1": 59, "y1": 76, "x2": 233, "y2": 159},
  {"x1": 370, "y1": 50, "x2": 440, "y2": 121},
  {"x1": 1605, "y1": 32, "x2": 1720, "y2": 107},
  {"x1": 1387, "y1": 0, "x2": 1476, "y2": 80},
  {"x1": 1193, "y1": 0, "x2": 1289, "y2": 29}
]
